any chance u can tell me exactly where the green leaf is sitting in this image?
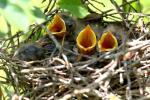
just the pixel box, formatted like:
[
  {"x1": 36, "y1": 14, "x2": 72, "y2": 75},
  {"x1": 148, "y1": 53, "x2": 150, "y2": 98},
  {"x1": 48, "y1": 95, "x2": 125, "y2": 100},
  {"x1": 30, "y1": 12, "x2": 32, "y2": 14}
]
[
  {"x1": 122, "y1": 0, "x2": 142, "y2": 13},
  {"x1": 3, "y1": 4, "x2": 29, "y2": 31},
  {"x1": 0, "y1": 32, "x2": 6, "y2": 38},
  {"x1": 0, "y1": 0, "x2": 8, "y2": 8},
  {"x1": 58, "y1": 0, "x2": 90, "y2": 18},
  {"x1": 31, "y1": 6, "x2": 45, "y2": 18}
]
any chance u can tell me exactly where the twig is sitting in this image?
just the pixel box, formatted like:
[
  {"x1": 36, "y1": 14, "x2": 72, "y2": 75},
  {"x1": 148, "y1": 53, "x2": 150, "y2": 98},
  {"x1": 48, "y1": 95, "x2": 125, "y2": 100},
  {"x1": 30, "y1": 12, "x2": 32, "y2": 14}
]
[
  {"x1": 124, "y1": 62, "x2": 132, "y2": 100},
  {"x1": 24, "y1": 82, "x2": 54, "y2": 97},
  {"x1": 9, "y1": 64, "x2": 20, "y2": 95},
  {"x1": 40, "y1": 25, "x2": 61, "y2": 51},
  {"x1": 87, "y1": 0, "x2": 103, "y2": 13},
  {"x1": 110, "y1": 0, "x2": 129, "y2": 28},
  {"x1": 103, "y1": 0, "x2": 138, "y2": 17},
  {"x1": 48, "y1": 0, "x2": 57, "y2": 12},
  {"x1": 44, "y1": 0, "x2": 52, "y2": 13}
]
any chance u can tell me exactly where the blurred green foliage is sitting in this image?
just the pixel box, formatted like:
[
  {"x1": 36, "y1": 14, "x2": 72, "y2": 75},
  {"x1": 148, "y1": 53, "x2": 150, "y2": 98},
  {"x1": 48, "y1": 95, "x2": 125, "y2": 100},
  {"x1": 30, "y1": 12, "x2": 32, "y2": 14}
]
[
  {"x1": 0, "y1": 0, "x2": 45, "y2": 36},
  {"x1": 0, "y1": 0, "x2": 7, "y2": 9}
]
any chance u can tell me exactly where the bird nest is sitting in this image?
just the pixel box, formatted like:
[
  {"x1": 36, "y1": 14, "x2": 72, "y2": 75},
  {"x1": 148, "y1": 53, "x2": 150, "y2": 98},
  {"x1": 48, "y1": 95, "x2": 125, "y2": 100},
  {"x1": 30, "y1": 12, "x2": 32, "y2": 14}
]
[{"x1": 1, "y1": 2, "x2": 150, "y2": 100}]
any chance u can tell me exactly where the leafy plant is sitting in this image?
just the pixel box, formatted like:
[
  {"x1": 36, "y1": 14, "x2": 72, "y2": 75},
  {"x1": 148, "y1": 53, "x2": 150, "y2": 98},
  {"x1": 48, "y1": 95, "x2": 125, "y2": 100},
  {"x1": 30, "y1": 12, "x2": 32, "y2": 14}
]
[
  {"x1": 58, "y1": 0, "x2": 90, "y2": 18},
  {"x1": 122, "y1": 0, "x2": 142, "y2": 13},
  {"x1": 0, "y1": 0, "x2": 45, "y2": 36}
]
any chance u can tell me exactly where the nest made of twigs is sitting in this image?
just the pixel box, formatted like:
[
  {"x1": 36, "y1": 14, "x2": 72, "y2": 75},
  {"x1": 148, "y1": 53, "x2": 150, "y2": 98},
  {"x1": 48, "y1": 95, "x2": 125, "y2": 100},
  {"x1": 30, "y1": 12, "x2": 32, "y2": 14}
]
[{"x1": 1, "y1": 0, "x2": 150, "y2": 100}]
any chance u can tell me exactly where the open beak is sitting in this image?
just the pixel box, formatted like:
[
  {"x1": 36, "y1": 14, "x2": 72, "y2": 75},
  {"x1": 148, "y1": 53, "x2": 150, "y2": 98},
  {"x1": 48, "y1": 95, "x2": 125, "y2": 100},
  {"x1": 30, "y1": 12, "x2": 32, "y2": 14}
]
[
  {"x1": 76, "y1": 25, "x2": 96, "y2": 55},
  {"x1": 47, "y1": 14, "x2": 66, "y2": 38},
  {"x1": 98, "y1": 31, "x2": 118, "y2": 52}
]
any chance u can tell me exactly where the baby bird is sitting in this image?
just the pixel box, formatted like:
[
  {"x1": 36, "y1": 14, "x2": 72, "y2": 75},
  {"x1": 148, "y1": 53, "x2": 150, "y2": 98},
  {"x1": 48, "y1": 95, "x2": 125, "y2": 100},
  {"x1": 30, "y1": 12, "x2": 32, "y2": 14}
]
[
  {"x1": 47, "y1": 13, "x2": 76, "y2": 38},
  {"x1": 14, "y1": 43, "x2": 45, "y2": 61}
]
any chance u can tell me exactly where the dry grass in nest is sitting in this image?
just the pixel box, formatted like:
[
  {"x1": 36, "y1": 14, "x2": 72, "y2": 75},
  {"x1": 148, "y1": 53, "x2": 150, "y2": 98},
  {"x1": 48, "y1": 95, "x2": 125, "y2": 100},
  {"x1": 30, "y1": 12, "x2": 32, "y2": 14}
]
[{"x1": 1, "y1": 23, "x2": 150, "y2": 100}]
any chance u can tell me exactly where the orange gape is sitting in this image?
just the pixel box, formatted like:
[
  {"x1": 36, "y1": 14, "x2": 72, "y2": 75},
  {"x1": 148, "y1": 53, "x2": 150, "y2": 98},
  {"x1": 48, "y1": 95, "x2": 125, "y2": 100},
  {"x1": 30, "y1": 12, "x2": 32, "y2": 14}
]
[
  {"x1": 76, "y1": 25, "x2": 97, "y2": 55},
  {"x1": 47, "y1": 14, "x2": 66, "y2": 38},
  {"x1": 98, "y1": 31, "x2": 118, "y2": 52}
]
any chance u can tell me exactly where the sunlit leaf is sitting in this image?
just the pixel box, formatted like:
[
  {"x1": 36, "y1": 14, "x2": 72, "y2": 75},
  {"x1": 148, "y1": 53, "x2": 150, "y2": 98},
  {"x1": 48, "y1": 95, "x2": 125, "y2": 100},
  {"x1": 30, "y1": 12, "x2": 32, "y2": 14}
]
[
  {"x1": 122, "y1": 0, "x2": 142, "y2": 13},
  {"x1": 58, "y1": 0, "x2": 90, "y2": 18}
]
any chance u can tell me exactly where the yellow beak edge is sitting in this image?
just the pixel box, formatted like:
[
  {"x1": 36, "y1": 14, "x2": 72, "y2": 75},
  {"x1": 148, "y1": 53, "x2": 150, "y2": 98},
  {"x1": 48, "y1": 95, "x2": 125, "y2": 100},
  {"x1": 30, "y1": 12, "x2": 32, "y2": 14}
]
[
  {"x1": 47, "y1": 14, "x2": 66, "y2": 38},
  {"x1": 76, "y1": 25, "x2": 97, "y2": 55},
  {"x1": 98, "y1": 31, "x2": 118, "y2": 52}
]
